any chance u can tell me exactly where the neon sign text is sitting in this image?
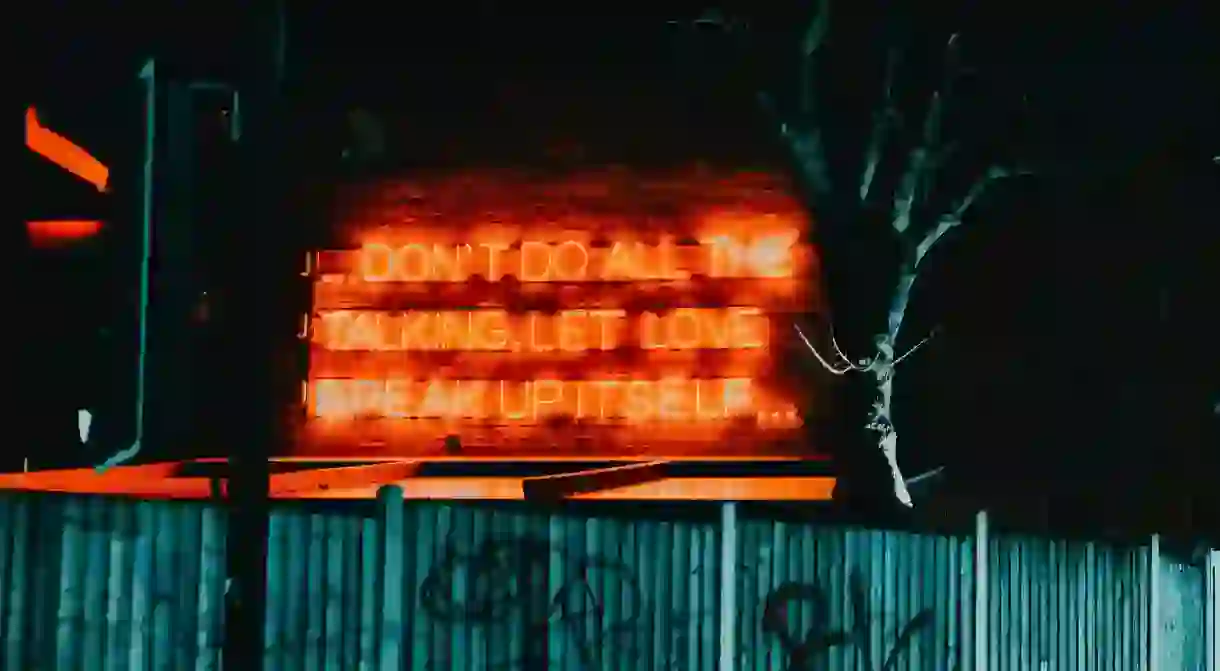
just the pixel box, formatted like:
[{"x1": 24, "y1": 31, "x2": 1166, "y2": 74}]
[
  {"x1": 313, "y1": 308, "x2": 769, "y2": 352},
  {"x1": 310, "y1": 377, "x2": 799, "y2": 426},
  {"x1": 356, "y1": 230, "x2": 800, "y2": 283}
]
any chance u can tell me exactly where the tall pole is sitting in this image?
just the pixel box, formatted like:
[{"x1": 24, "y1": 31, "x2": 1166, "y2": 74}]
[{"x1": 223, "y1": 1, "x2": 288, "y2": 668}]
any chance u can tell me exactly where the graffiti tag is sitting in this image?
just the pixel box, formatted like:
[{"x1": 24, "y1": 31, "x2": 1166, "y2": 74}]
[
  {"x1": 762, "y1": 569, "x2": 933, "y2": 671},
  {"x1": 418, "y1": 537, "x2": 690, "y2": 671}
]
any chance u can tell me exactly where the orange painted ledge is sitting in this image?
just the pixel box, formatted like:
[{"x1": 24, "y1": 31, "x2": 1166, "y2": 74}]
[{"x1": 0, "y1": 462, "x2": 835, "y2": 501}]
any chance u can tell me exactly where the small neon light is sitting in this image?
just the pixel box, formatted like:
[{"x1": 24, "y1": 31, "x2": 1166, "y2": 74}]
[
  {"x1": 26, "y1": 220, "x2": 103, "y2": 247},
  {"x1": 26, "y1": 107, "x2": 110, "y2": 192}
]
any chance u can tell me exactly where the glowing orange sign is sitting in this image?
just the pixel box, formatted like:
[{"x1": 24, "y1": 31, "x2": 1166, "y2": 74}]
[
  {"x1": 311, "y1": 378, "x2": 789, "y2": 424},
  {"x1": 355, "y1": 232, "x2": 800, "y2": 282},
  {"x1": 313, "y1": 308, "x2": 768, "y2": 352},
  {"x1": 301, "y1": 169, "x2": 817, "y2": 458},
  {"x1": 26, "y1": 220, "x2": 102, "y2": 247},
  {"x1": 26, "y1": 107, "x2": 110, "y2": 192}
]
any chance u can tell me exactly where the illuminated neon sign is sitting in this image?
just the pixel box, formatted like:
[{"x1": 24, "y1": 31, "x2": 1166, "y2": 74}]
[
  {"x1": 26, "y1": 107, "x2": 110, "y2": 192},
  {"x1": 301, "y1": 169, "x2": 818, "y2": 458}
]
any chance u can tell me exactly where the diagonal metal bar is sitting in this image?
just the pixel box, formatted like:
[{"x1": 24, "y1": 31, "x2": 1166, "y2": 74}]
[{"x1": 522, "y1": 461, "x2": 671, "y2": 500}]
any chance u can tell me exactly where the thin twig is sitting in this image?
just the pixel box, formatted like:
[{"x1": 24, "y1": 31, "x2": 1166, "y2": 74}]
[
  {"x1": 892, "y1": 328, "x2": 939, "y2": 366},
  {"x1": 793, "y1": 324, "x2": 854, "y2": 375},
  {"x1": 828, "y1": 325, "x2": 870, "y2": 369},
  {"x1": 859, "y1": 48, "x2": 901, "y2": 204},
  {"x1": 798, "y1": 0, "x2": 832, "y2": 114}
]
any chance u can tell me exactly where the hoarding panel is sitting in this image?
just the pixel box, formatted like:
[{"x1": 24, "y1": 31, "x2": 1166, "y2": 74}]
[{"x1": 298, "y1": 168, "x2": 824, "y2": 460}]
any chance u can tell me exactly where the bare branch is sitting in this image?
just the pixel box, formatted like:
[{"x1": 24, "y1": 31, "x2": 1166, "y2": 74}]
[
  {"x1": 829, "y1": 326, "x2": 870, "y2": 369},
  {"x1": 891, "y1": 34, "x2": 964, "y2": 235},
  {"x1": 859, "y1": 48, "x2": 901, "y2": 204},
  {"x1": 761, "y1": 92, "x2": 832, "y2": 195},
  {"x1": 892, "y1": 327, "x2": 939, "y2": 366},
  {"x1": 912, "y1": 164, "x2": 1025, "y2": 268},
  {"x1": 905, "y1": 466, "x2": 945, "y2": 486},
  {"x1": 798, "y1": 0, "x2": 832, "y2": 115},
  {"x1": 761, "y1": 0, "x2": 834, "y2": 197},
  {"x1": 913, "y1": 216, "x2": 957, "y2": 268},
  {"x1": 952, "y1": 164, "x2": 1025, "y2": 218},
  {"x1": 930, "y1": 33, "x2": 963, "y2": 149},
  {"x1": 891, "y1": 149, "x2": 923, "y2": 233},
  {"x1": 793, "y1": 324, "x2": 855, "y2": 375}
]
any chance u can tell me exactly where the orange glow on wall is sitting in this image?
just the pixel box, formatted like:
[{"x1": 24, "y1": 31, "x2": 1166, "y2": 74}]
[
  {"x1": 26, "y1": 107, "x2": 110, "y2": 193},
  {"x1": 26, "y1": 220, "x2": 102, "y2": 247},
  {"x1": 301, "y1": 169, "x2": 819, "y2": 459}
]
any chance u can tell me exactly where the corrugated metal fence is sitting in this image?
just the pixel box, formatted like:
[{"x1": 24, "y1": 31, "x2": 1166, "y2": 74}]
[
  {"x1": 0, "y1": 494, "x2": 227, "y2": 671},
  {"x1": 1, "y1": 491, "x2": 1217, "y2": 670}
]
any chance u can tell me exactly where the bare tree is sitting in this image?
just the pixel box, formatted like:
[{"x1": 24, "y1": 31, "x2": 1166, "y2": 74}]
[{"x1": 678, "y1": 1, "x2": 1031, "y2": 507}]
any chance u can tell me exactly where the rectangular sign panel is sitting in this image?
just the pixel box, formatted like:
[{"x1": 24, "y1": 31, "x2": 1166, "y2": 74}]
[{"x1": 299, "y1": 168, "x2": 822, "y2": 459}]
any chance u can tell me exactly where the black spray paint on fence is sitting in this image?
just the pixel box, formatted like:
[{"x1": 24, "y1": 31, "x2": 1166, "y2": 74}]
[
  {"x1": 418, "y1": 536, "x2": 693, "y2": 671},
  {"x1": 762, "y1": 568, "x2": 934, "y2": 671}
]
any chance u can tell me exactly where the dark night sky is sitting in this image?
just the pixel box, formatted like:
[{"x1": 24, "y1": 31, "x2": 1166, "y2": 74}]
[{"x1": 27, "y1": 2, "x2": 1218, "y2": 530}]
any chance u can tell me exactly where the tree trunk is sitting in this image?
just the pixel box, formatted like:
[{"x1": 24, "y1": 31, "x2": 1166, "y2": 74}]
[{"x1": 829, "y1": 374, "x2": 901, "y2": 515}]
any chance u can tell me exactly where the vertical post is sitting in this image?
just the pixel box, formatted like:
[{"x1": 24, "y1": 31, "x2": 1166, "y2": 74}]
[
  {"x1": 223, "y1": 2, "x2": 288, "y2": 669},
  {"x1": 1150, "y1": 533, "x2": 1162, "y2": 671},
  {"x1": 377, "y1": 486, "x2": 405, "y2": 668},
  {"x1": 974, "y1": 509, "x2": 989, "y2": 671},
  {"x1": 1207, "y1": 550, "x2": 1218, "y2": 671},
  {"x1": 718, "y1": 502, "x2": 739, "y2": 671}
]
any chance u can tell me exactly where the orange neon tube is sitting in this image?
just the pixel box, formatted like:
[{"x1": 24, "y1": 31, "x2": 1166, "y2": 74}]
[
  {"x1": 26, "y1": 220, "x2": 103, "y2": 247},
  {"x1": 26, "y1": 107, "x2": 110, "y2": 193}
]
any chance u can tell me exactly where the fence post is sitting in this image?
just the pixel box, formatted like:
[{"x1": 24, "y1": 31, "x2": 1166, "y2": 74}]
[
  {"x1": 718, "y1": 502, "x2": 738, "y2": 671},
  {"x1": 1206, "y1": 550, "x2": 1218, "y2": 671},
  {"x1": 974, "y1": 509, "x2": 989, "y2": 671},
  {"x1": 1149, "y1": 533, "x2": 1161, "y2": 671},
  {"x1": 377, "y1": 485, "x2": 405, "y2": 670}
]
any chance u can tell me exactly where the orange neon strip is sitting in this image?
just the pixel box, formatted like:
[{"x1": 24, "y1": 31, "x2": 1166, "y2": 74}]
[
  {"x1": 278, "y1": 476, "x2": 839, "y2": 500},
  {"x1": 262, "y1": 455, "x2": 815, "y2": 463},
  {"x1": 26, "y1": 220, "x2": 103, "y2": 247},
  {"x1": 0, "y1": 464, "x2": 836, "y2": 500},
  {"x1": 26, "y1": 107, "x2": 110, "y2": 192}
]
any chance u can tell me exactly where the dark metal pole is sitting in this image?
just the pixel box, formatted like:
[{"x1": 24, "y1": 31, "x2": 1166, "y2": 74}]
[{"x1": 223, "y1": 1, "x2": 288, "y2": 667}]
